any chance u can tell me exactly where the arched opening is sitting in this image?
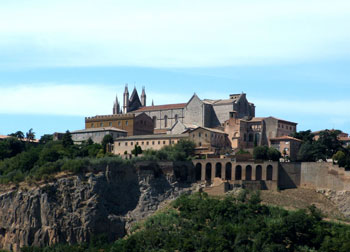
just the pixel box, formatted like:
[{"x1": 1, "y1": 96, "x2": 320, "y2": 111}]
[
  {"x1": 249, "y1": 133, "x2": 254, "y2": 142},
  {"x1": 225, "y1": 163, "x2": 232, "y2": 180},
  {"x1": 256, "y1": 165, "x2": 262, "y2": 181},
  {"x1": 205, "y1": 163, "x2": 212, "y2": 181},
  {"x1": 215, "y1": 163, "x2": 222, "y2": 178},
  {"x1": 175, "y1": 114, "x2": 178, "y2": 122},
  {"x1": 267, "y1": 165, "x2": 273, "y2": 180},
  {"x1": 235, "y1": 165, "x2": 242, "y2": 180},
  {"x1": 164, "y1": 115, "x2": 168, "y2": 127},
  {"x1": 195, "y1": 163, "x2": 202, "y2": 181},
  {"x1": 246, "y1": 165, "x2": 252, "y2": 181},
  {"x1": 152, "y1": 116, "x2": 157, "y2": 127}
]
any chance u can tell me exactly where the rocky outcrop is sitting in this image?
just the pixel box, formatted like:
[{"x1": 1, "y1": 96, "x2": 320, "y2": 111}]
[
  {"x1": 317, "y1": 189, "x2": 350, "y2": 218},
  {"x1": 0, "y1": 161, "x2": 193, "y2": 251}
]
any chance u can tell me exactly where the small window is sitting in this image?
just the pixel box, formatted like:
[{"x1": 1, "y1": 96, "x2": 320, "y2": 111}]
[
  {"x1": 131, "y1": 142, "x2": 134, "y2": 145},
  {"x1": 142, "y1": 142, "x2": 144, "y2": 145},
  {"x1": 118, "y1": 121, "x2": 121, "y2": 126},
  {"x1": 126, "y1": 121, "x2": 128, "y2": 126},
  {"x1": 175, "y1": 114, "x2": 178, "y2": 122},
  {"x1": 199, "y1": 142, "x2": 202, "y2": 146},
  {"x1": 163, "y1": 141, "x2": 166, "y2": 144},
  {"x1": 109, "y1": 122, "x2": 112, "y2": 126},
  {"x1": 118, "y1": 143, "x2": 121, "y2": 146},
  {"x1": 152, "y1": 141, "x2": 155, "y2": 145},
  {"x1": 100, "y1": 123, "x2": 103, "y2": 127},
  {"x1": 125, "y1": 142, "x2": 128, "y2": 146},
  {"x1": 146, "y1": 141, "x2": 149, "y2": 145},
  {"x1": 91, "y1": 123, "x2": 94, "y2": 128},
  {"x1": 205, "y1": 133, "x2": 207, "y2": 138},
  {"x1": 158, "y1": 141, "x2": 160, "y2": 144},
  {"x1": 199, "y1": 133, "x2": 201, "y2": 137},
  {"x1": 164, "y1": 115, "x2": 168, "y2": 127}
]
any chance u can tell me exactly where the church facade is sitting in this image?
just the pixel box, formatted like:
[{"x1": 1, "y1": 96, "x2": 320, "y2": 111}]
[{"x1": 114, "y1": 85, "x2": 255, "y2": 133}]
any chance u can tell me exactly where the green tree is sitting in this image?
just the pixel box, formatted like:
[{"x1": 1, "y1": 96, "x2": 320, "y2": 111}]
[
  {"x1": 267, "y1": 148, "x2": 281, "y2": 161},
  {"x1": 9, "y1": 131, "x2": 25, "y2": 140},
  {"x1": 26, "y1": 128, "x2": 35, "y2": 142},
  {"x1": 62, "y1": 131, "x2": 74, "y2": 148},
  {"x1": 253, "y1": 146, "x2": 268, "y2": 160},
  {"x1": 101, "y1": 134, "x2": 114, "y2": 153},
  {"x1": 131, "y1": 144, "x2": 143, "y2": 157}
]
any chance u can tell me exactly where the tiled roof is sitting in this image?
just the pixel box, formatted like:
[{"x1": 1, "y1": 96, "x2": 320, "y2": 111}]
[
  {"x1": 135, "y1": 103, "x2": 187, "y2": 112},
  {"x1": 190, "y1": 126, "x2": 227, "y2": 135},
  {"x1": 270, "y1": 136, "x2": 303, "y2": 142},
  {"x1": 71, "y1": 127, "x2": 127, "y2": 134},
  {"x1": 115, "y1": 133, "x2": 189, "y2": 141},
  {"x1": 339, "y1": 137, "x2": 350, "y2": 142}
]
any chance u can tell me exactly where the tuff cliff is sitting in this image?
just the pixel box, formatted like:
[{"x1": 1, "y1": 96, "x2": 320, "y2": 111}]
[{"x1": 0, "y1": 161, "x2": 193, "y2": 251}]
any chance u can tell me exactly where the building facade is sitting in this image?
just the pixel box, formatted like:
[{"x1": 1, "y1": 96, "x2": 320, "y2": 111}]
[
  {"x1": 85, "y1": 113, "x2": 154, "y2": 136},
  {"x1": 269, "y1": 136, "x2": 302, "y2": 161},
  {"x1": 71, "y1": 127, "x2": 128, "y2": 144},
  {"x1": 113, "y1": 134, "x2": 189, "y2": 155}
]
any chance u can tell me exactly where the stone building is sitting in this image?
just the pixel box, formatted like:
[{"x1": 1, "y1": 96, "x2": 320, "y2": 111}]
[
  {"x1": 224, "y1": 112, "x2": 297, "y2": 150},
  {"x1": 113, "y1": 134, "x2": 189, "y2": 155},
  {"x1": 112, "y1": 85, "x2": 255, "y2": 134},
  {"x1": 85, "y1": 113, "x2": 154, "y2": 136},
  {"x1": 188, "y1": 127, "x2": 231, "y2": 155},
  {"x1": 269, "y1": 136, "x2": 302, "y2": 161},
  {"x1": 71, "y1": 127, "x2": 128, "y2": 144}
]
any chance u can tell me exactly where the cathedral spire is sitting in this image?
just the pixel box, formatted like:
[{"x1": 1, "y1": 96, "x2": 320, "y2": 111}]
[
  {"x1": 141, "y1": 86, "x2": 146, "y2": 107},
  {"x1": 123, "y1": 84, "x2": 129, "y2": 114}
]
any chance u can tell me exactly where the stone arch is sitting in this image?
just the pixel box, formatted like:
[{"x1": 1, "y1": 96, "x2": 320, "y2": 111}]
[
  {"x1": 215, "y1": 163, "x2": 222, "y2": 178},
  {"x1": 235, "y1": 165, "x2": 242, "y2": 180},
  {"x1": 246, "y1": 165, "x2": 252, "y2": 181},
  {"x1": 267, "y1": 165, "x2": 273, "y2": 180},
  {"x1": 225, "y1": 162, "x2": 232, "y2": 180},
  {"x1": 256, "y1": 165, "x2": 262, "y2": 181},
  {"x1": 205, "y1": 163, "x2": 212, "y2": 181},
  {"x1": 195, "y1": 163, "x2": 202, "y2": 181}
]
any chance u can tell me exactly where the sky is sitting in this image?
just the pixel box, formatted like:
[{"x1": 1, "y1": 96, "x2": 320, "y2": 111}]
[{"x1": 0, "y1": 0, "x2": 350, "y2": 138}]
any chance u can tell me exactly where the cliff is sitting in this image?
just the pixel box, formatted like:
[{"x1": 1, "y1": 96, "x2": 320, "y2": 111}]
[{"x1": 0, "y1": 161, "x2": 193, "y2": 251}]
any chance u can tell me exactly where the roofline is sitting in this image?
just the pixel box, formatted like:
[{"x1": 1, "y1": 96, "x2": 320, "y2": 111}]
[{"x1": 114, "y1": 133, "x2": 189, "y2": 141}]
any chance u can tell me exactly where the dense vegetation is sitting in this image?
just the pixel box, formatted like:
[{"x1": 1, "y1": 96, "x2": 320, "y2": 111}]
[
  {"x1": 0, "y1": 131, "x2": 195, "y2": 184},
  {"x1": 23, "y1": 192, "x2": 350, "y2": 252},
  {"x1": 253, "y1": 146, "x2": 281, "y2": 161},
  {"x1": 291, "y1": 130, "x2": 350, "y2": 168}
]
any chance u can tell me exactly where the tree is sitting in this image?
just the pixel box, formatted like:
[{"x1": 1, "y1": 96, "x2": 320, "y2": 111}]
[
  {"x1": 291, "y1": 130, "x2": 314, "y2": 143},
  {"x1": 253, "y1": 146, "x2": 268, "y2": 160},
  {"x1": 9, "y1": 131, "x2": 25, "y2": 140},
  {"x1": 62, "y1": 131, "x2": 74, "y2": 148},
  {"x1": 267, "y1": 148, "x2": 281, "y2": 161},
  {"x1": 26, "y1": 128, "x2": 35, "y2": 142},
  {"x1": 131, "y1": 144, "x2": 143, "y2": 157},
  {"x1": 39, "y1": 134, "x2": 53, "y2": 144},
  {"x1": 101, "y1": 134, "x2": 114, "y2": 153}
]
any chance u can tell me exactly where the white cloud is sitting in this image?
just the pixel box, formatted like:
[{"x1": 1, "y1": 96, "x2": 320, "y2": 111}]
[
  {"x1": 0, "y1": 0, "x2": 350, "y2": 67},
  {"x1": 0, "y1": 84, "x2": 189, "y2": 116}
]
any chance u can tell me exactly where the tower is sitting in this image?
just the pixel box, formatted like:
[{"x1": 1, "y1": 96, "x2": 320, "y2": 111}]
[
  {"x1": 141, "y1": 86, "x2": 146, "y2": 107},
  {"x1": 113, "y1": 95, "x2": 120, "y2": 114},
  {"x1": 123, "y1": 84, "x2": 129, "y2": 114}
]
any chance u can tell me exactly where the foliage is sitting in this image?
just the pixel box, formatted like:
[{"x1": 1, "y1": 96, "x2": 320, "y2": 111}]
[
  {"x1": 62, "y1": 131, "x2": 74, "y2": 148},
  {"x1": 131, "y1": 144, "x2": 143, "y2": 157},
  {"x1": 295, "y1": 130, "x2": 346, "y2": 162},
  {"x1": 253, "y1": 146, "x2": 281, "y2": 161}
]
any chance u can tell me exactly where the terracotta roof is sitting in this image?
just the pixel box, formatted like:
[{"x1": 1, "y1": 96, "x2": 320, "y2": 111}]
[
  {"x1": 135, "y1": 103, "x2": 187, "y2": 112},
  {"x1": 339, "y1": 137, "x2": 350, "y2": 142},
  {"x1": 72, "y1": 127, "x2": 127, "y2": 134},
  {"x1": 115, "y1": 133, "x2": 189, "y2": 141},
  {"x1": 0, "y1": 135, "x2": 39, "y2": 143},
  {"x1": 270, "y1": 136, "x2": 303, "y2": 142},
  {"x1": 0, "y1": 135, "x2": 10, "y2": 140},
  {"x1": 190, "y1": 126, "x2": 227, "y2": 135}
]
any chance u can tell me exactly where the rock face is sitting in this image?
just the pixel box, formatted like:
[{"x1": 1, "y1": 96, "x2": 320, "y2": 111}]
[
  {"x1": 317, "y1": 189, "x2": 350, "y2": 218},
  {"x1": 0, "y1": 162, "x2": 192, "y2": 251}
]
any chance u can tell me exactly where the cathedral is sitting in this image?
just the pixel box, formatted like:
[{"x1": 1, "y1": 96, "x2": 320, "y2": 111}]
[{"x1": 113, "y1": 84, "x2": 255, "y2": 134}]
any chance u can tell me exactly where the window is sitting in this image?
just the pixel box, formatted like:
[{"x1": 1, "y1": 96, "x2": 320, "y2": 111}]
[
  {"x1": 205, "y1": 133, "x2": 207, "y2": 138},
  {"x1": 126, "y1": 121, "x2": 128, "y2": 126},
  {"x1": 118, "y1": 121, "x2": 121, "y2": 126},
  {"x1": 164, "y1": 115, "x2": 168, "y2": 127},
  {"x1": 199, "y1": 142, "x2": 202, "y2": 146},
  {"x1": 118, "y1": 143, "x2": 121, "y2": 146},
  {"x1": 153, "y1": 116, "x2": 157, "y2": 126},
  {"x1": 100, "y1": 123, "x2": 103, "y2": 127},
  {"x1": 136, "y1": 142, "x2": 139, "y2": 145},
  {"x1": 175, "y1": 114, "x2": 178, "y2": 122},
  {"x1": 131, "y1": 142, "x2": 133, "y2": 146},
  {"x1": 109, "y1": 122, "x2": 112, "y2": 126},
  {"x1": 152, "y1": 141, "x2": 155, "y2": 145},
  {"x1": 125, "y1": 142, "x2": 128, "y2": 146},
  {"x1": 91, "y1": 123, "x2": 94, "y2": 128},
  {"x1": 158, "y1": 141, "x2": 160, "y2": 144},
  {"x1": 199, "y1": 133, "x2": 201, "y2": 137},
  {"x1": 142, "y1": 142, "x2": 144, "y2": 145},
  {"x1": 163, "y1": 141, "x2": 166, "y2": 144},
  {"x1": 146, "y1": 141, "x2": 149, "y2": 145}
]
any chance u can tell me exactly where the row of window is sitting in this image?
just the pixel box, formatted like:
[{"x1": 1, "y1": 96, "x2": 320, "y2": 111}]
[
  {"x1": 278, "y1": 124, "x2": 295, "y2": 131},
  {"x1": 243, "y1": 133, "x2": 260, "y2": 143},
  {"x1": 118, "y1": 139, "x2": 178, "y2": 146},
  {"x1": 191, "y1": 132, "x2": 224, "y2": 140},
  {"x1": 91, "y1": 121, "x2": 128, "y2": 128}
]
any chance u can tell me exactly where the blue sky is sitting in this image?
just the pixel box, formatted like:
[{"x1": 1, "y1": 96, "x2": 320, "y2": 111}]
[{"x1": 0, "y1": 0, "x2": 350, "y2": 138}]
